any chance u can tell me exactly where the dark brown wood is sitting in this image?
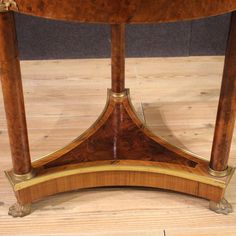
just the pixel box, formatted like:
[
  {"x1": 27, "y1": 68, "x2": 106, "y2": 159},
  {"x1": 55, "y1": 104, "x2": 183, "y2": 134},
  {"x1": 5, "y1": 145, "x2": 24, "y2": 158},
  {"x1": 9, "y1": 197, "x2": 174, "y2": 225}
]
[
  {"x1": 1, "y1": 1, "x2": 236, "y2": 217},
  {"x1": 0, "y1": 12, "x2": 32, "y2": 175},
  {"x1": 34, "y1": 90, "x2": 202, "y2": 169},
  {"x1": 210, "y1": 11, "x2": 236, "y2": 171},
  {"x1": 111, "y1": 24, "x2": 125, "y2": 93},
  {"x1": 12, "y1": 0, "x2": 236, "y2": 24},
  {"x1": 5, "y1": 92, "x2": 234, "y2": 213}
]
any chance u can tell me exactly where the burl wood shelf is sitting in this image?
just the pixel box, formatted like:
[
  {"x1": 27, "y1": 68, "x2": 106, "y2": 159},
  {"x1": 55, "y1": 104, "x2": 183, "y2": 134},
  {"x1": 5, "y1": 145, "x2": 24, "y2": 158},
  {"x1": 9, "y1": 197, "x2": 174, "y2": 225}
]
[{"x1": 1, "y1": 1, "x2": 236, "y2": 217}]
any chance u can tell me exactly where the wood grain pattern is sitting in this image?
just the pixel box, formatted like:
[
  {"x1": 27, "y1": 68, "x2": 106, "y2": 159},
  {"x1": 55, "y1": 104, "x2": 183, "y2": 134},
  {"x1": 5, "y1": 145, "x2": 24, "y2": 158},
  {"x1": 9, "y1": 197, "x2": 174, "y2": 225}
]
[
  {"x1": 13, "y1": 164, "x2": 225, "y2": 205},
  {"x1": 33, "y1": 90, "x2": 202, "y2": 169},
  {"x1": 1, "y1": 1, "x2": 235, "y2": 218},
  {"x1": 0, "y1": 12, "x2": 32, "y2": 175},
  {"x1": 0, "y1": 57, "x2": 236, "y2": 235},
  {"x1": 210, "y1": 12, "x2": 236, "y2": 171},
  {"x1": 5, "y1": 89, "x2": 231, "y2": 205},
  {"x1": 111, "y1": 24, "x2": 125, "y2": 93},
  {"x1": 6, "y1": 89, "x2": 229, "y2": 206},
  {"x1": 12, "y1": 0, "x2": 236, "y2": 24}
]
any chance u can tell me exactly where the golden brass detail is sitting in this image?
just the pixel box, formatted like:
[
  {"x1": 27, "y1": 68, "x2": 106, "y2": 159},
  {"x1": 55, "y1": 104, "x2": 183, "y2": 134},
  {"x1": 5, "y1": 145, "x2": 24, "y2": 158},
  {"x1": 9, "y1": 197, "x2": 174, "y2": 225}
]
[
  {"x1": 208, "y1": 166, "x2": 231, "y2": 177},
  {"x1": 13, "y1": 169, "x2": 36, "y2": 181},
  {"x1": 209, "y1": 198, "x2": 233, "y2": 215},
  {"x1": 8, "y1": 202, "x2": 31, "y2": 217},
  {"x1": 32, "y1": 88, "x2": 208, "y2": 169},
  {"x1": 0, "y1": 0, "x2": 18, "y2": 12},
  {"x1": 111, "y1": 90, "x2": 127, "y2": 98}
]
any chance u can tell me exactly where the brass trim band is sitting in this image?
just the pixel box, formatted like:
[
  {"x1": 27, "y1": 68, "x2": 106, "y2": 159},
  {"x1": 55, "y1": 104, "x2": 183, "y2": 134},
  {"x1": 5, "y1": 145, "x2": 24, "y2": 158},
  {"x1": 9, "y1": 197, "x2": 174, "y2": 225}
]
[
  {"x1": 208, "y1": 166, "x2": 231, "y2": 177},
  {"x1": 111, "y1": 90, "x2": 127, "y2": 98},
  {"x1": 5, "y1": 162, "x2": 231, "y2": 191},
  {"x1": 0, "y1": 0, "x2": 18, "y2": 12},
  {"x1": 13, "y1": 169, "x2": 36, "y2": 181}
]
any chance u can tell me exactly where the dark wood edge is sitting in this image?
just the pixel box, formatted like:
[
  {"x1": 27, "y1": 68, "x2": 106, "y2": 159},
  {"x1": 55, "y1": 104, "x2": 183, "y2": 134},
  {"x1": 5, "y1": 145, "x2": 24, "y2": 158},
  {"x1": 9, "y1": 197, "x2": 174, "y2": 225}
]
[
  {"x1": 5, "y1": 160, "x2": 235, "y2": 204},
  {"x1": 10, "y1": 0, "x2": 236, "y2": 24}
]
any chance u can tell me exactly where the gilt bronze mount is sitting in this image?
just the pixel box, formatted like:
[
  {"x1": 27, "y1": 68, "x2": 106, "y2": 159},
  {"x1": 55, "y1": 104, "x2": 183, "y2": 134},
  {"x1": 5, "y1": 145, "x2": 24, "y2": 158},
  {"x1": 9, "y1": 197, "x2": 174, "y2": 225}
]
[{"x1": 1, "y1": 0, "x2": 236, "y2": 217}]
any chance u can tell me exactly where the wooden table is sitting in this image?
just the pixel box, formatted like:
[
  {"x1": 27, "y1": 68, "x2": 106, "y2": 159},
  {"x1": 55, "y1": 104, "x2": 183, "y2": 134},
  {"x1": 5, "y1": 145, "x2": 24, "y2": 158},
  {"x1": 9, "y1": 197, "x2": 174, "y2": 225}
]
[{"x1": 0, "y1": 0, "x2": 236, "y2": 217}]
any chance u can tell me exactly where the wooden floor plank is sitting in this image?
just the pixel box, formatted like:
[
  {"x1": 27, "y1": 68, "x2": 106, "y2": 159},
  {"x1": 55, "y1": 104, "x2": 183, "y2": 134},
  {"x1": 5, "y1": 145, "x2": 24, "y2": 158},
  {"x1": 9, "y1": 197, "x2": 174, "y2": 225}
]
[{"x1": 0, "y1": 56, "x2": 235, "y2": 235}]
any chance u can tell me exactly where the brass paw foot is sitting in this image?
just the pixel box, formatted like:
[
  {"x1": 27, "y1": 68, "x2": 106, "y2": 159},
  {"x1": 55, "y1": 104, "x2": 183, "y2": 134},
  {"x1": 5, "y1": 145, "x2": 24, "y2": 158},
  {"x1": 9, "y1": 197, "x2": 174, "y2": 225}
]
[
  {"x1": 8, "y1": 203, "x2": 31, "y2": 217},
  {"x1": 209, "y1": 198, "x2": 233, "y2": 215}
]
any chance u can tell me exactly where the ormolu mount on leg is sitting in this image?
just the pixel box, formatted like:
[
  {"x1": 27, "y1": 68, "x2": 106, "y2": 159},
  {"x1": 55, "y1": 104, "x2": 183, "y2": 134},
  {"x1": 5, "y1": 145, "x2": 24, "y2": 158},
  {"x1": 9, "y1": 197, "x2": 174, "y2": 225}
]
[{"x1": 1, "y1": 16, "x2": 235, "y2": 217}]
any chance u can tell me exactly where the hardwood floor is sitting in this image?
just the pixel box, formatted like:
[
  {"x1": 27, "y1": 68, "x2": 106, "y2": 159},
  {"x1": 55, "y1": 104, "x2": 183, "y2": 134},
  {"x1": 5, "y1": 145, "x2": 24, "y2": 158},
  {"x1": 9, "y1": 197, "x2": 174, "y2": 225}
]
[{"x1": 0, "y1": 56, "x2": 235, "y2": 235}]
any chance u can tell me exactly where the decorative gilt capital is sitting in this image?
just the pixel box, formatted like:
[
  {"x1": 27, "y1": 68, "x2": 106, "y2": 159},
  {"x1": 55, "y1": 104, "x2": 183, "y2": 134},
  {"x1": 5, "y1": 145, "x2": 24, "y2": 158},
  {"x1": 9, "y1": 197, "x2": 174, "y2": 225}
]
[{"x1": 0, "y1": 0, "x2": 18, "y2": 12}]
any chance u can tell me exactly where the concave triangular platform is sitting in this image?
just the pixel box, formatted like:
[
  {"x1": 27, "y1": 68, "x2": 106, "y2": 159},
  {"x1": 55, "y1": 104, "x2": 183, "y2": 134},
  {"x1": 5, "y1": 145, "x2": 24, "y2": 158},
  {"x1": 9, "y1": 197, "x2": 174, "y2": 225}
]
[
  {"x1": 35, "y1": 89, "x2": 203, "y2": 168},
  {"x1": 6, "y1": 89, "x2": 234, "y2": 206}
]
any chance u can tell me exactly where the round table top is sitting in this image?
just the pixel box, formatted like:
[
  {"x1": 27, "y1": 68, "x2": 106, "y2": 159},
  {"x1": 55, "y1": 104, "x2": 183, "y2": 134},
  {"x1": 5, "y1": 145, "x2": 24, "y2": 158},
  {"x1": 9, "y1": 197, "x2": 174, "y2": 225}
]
[{"x1": 11, "y1": 0, "x2": 236, "y2": 23}]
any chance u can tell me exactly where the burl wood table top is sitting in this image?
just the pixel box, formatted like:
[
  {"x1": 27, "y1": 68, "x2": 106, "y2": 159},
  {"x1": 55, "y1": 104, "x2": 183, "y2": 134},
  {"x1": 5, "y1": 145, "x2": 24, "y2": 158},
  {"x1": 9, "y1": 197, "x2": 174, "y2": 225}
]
[{"x1": 11, "y1": 0, "x2": 236, "y2": 23}]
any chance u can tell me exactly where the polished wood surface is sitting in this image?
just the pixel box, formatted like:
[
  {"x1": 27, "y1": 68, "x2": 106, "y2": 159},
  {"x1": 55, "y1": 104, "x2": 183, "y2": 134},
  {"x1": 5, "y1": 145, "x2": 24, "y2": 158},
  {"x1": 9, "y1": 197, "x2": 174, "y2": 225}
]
[
  {"x1": 6, "y1": 90, "x2": 230, "y2": 205},
  {"x1": 12, "y1": 0, "x2": 236, "y2": 23},
  {"x1": 111, "y1": 24, "x2": 125, "y2": 93},
  {"x1": 210, "y1": 12, "x2": 236, "y2": 172},
  {"x1": 0, "y1": 57, "x2": 236, "y2": 234},
  {"x1": 0, "y1": 12, "x2": 32, "y2": 175},
  {"x1": 32, "y1": 90, "x2": 204, "y2": 169},
  {"x1": 12, "y1": 160, "x2": 227, "y2": 205},
  {"x1": 1, "y1": 1, "x2": 236, "y2": 216}
]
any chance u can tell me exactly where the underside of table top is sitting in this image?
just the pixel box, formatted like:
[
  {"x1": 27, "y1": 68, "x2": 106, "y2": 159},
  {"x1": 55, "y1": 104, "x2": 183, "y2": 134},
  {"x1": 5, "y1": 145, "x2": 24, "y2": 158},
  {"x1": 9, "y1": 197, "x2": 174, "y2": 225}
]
[{"x1": 8, "y1": 0, "x2": 236, "y2": 23}]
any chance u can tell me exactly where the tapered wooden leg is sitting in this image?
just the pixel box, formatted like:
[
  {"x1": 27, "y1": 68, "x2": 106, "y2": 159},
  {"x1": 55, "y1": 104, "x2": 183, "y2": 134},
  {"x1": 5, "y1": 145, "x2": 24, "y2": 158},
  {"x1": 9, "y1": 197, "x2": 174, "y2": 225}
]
[
  {"x1": 0, "y1": 12, "x2": 33, "y2": 176},
  {"x1": 111, "y1": 24, "x2": 125, "y2": 93},
  {"x1": 2, "y1": 16, "x2": 235, "y2": 217},
  {"x1": 209, "y1": 12, "x2": 236, "y2": 174}
]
